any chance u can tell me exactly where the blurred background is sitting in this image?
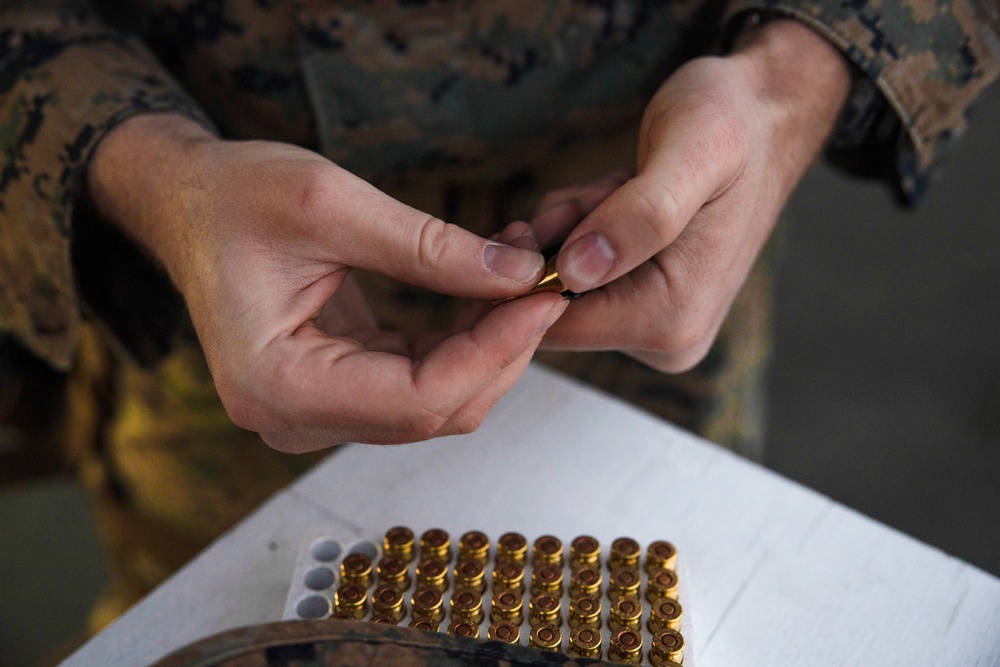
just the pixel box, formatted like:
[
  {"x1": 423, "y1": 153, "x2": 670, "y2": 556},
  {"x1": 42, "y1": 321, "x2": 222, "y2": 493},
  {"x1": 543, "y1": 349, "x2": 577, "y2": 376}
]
[{"x1": 2, "y1": 85, "x2": 998, "y2": 666}]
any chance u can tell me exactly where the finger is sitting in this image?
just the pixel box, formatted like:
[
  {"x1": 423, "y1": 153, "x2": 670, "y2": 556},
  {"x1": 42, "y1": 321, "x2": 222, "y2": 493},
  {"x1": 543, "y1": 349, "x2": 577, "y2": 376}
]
[
  {"x1": 245, "y1": 292, "x2": 568, "y2": 451},
  {"x1": 555, "y1": 116, "x2": 745, "y2": 293},
  {"x1": 530, "y1": 172, "x2": 630, "y2": 247},
  {"x1": 309, "y1": 167, "x2": 545, "y2": 299}
]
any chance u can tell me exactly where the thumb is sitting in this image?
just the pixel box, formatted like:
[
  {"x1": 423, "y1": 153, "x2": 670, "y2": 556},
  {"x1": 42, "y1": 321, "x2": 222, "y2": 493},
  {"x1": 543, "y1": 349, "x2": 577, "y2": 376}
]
[{"x1": 554, "y1": 107, "x2": 744, "y2": 293}]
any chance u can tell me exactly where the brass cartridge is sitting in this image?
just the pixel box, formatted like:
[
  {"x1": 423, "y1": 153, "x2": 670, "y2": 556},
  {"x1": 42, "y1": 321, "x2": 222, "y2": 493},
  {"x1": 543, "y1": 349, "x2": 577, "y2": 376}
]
[
  {"x1": 568, "y1": 594, "x2": 602, "y2": 628},
  {"x1": 492, "y1": 560, "x2": 525, "y2": 594},
  {"x1": 649, "y1": 597, "x2": 683, "y2": 632},
  {"x1": 496, "y1": 532, "x2": 528, "y2": 565},
  {"x1": 376, "y1": 554, "x2": 410, "y2": 590},
  {"x1": 415, "y1": 558, "x2": 448, "y2": 592},
  {"x1": 487, "y1": 621, "x2": 521, "y2": 644},
  {"x1": 528, "y1": 623, "x2": 563, "y2": 651},
  {"x1": 650, "y1": 628, "x2": 685, "y2": 665},
  {"x1": 447, "y1": 619, "x2": 480, "y2": 638},
  {"x1": 420, "y1": 528, "x2": 451, "y2": 562},
  {"x1": 369, "y1": 614, "x2": 398, "y2": 625},
  {"x1": 383, "y1": 526, "x2": 415, "y2": 563},
  {"x1": 410, "y1": 586, "x2": 445, "y2": 622},
  {"x1": 645, "y1": 540, "x2": 677, "y2": 573},
  {"x1": 608, "y1": 628, "x2": 643, "y2": 665},
  {"x1": 532, "y1": 535, "x2": 563, "y2": 566},
  {"x1": 570, "y1": 565, "x2": 603, "y2": 597},
  {"x1": 609, "y1": 537, "x2": 641, "y2": 569},
  {"x1": 490, "y1": 589, "x2": 524, "y2": 625},
  {"x1": 531, "y1": 562, "x2": 564, "y2": 596},
  {"x1": 409, "y1": 616, "x2": 440, "y2": 632},
  {"x1": 568, "y1": 626, "x2": 603, "y2": 658},
  {"x1": 370, "y1": 585, "x2": 406, "y2": 622},
  {"x1": 608, "y1": 566, "x2": 642, "y2": 601},
  {"x1": 453, "y1": 558, "x2": 486, "y2": 593},
  {"x1": 458, "y1": 530, "x2": 490, "y2": 563},
  {"x1": 450, "y1": 589, "x2": 484, "y2": 624},
  {"x1": 528, "y1": 592, "x2": 562, "y2": 626},
  {"x1": 647, "y1": 569, "x2": 679, "y2": 602},
  {"x1": 570, "y1": 535, "x2": 601, "y2": 568},
  {"x1": 340, "y1": 553, "x2": 374, "y2": 589},
  {"x1": 608, "y1": 595, "x2": 643, "y2": 632},
  {"x1": 333, "y1": 582, "x2": 367, "y2": 619}
]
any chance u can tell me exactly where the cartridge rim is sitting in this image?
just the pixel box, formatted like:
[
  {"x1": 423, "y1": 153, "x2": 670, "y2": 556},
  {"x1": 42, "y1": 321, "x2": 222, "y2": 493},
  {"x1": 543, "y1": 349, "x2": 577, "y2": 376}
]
[
  {"x1": 447, "y1": 619, "x2": 480, "y2": 638},
  {"x1": 488, "y1": 621, "x2": 521, "y2": 643},
  {"x1": 649, "y1": 596, "x2": 683, "y2": 631},
  {"x1": 496, "y1": 532, "x2": 528, "y2": 564},
  {"x1": 645, "y1": 540, "x2": 677, "y2": 572},
  {"x1": 533, "y1": 535, "x2": 564, "y2": 565},
  {"x1": 458, "y1": 530, "x2": 490, "y2": 562},
  {"x1": 529, "y1": 623, "x2": 563, "y2": 650},
  {"x1": 610, "y1": 537, "x2": 642, "y2": 568},
  {"x1": 650, "y1": 628, "x2": 685, "y2": 664},
  {"x1": 570, "y1": 535, "x2": 601, "y2": 566}
]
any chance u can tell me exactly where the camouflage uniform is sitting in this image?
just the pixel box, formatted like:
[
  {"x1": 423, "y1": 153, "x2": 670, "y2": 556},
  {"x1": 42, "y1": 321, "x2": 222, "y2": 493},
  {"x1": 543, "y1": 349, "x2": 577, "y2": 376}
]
[{"x1": 1, "y1": 0, "x2": 998, "y2": 634}]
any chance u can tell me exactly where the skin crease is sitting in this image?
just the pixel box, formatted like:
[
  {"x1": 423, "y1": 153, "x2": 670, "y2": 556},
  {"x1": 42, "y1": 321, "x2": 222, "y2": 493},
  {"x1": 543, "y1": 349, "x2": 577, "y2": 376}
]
[{"x1": 83, "y1": 19, "x2": 849, "y2": 451}]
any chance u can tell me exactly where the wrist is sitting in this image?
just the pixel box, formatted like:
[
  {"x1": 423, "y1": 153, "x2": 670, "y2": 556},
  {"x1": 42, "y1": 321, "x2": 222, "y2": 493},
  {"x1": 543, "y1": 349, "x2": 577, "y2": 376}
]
[
  {"x1": 83, "y1": 112, "x2": 218, "y2": 289},
  {"x1": 730, "y1": 18, "x2": 851, "y2": 160}
]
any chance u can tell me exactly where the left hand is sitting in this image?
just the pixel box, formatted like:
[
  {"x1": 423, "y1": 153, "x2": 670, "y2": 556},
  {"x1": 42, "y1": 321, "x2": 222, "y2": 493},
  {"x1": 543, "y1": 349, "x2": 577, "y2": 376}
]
[{"x1": 526, "y1": 19, "x2": 851, "y2": 372}]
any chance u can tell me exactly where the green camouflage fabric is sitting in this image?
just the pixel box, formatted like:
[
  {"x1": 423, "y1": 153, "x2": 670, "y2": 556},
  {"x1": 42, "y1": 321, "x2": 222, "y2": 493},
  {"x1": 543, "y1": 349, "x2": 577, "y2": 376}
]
[
  {"x1": 153, "y1": 619, "x2": 628, "y2": 667},
  {"x1": 0, "y1": 0, "x2": 997, "y2": 634}
]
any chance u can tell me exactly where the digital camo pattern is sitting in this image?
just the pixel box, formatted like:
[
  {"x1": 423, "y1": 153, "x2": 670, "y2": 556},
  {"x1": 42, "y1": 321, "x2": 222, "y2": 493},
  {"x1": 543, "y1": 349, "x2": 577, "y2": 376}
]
[
  {"x1": 154, "y1": 619, "x2": 618, "y2": 667},
  {"x1": 726, "y1": 0, "x2": 1000, "y2": 200}
]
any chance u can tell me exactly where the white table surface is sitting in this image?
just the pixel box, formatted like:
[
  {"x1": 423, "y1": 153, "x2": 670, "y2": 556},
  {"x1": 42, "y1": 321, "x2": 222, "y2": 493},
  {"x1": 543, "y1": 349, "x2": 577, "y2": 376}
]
[{"x1": 63, "y1": 364, "x2": 1000, "y2": 666}]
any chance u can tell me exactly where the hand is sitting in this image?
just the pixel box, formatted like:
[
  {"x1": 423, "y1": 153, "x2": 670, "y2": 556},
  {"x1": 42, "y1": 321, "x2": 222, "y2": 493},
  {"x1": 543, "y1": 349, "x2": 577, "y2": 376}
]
[
  {"x1": 528, "y1": 19, "x2": 851, "y2": 371},
  {"x1": 85, "y1": 115, "x2": 566, "y2": 451}
]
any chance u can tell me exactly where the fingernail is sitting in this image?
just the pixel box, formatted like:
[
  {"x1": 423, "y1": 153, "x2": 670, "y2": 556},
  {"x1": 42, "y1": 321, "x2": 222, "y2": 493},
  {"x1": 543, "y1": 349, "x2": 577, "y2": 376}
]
[
  {"x1": 484, "y1": 243, "x2": 544, "y2": 284},
  {"x1": 560, "y1": 232, "x2": 616, "y2": 291}
]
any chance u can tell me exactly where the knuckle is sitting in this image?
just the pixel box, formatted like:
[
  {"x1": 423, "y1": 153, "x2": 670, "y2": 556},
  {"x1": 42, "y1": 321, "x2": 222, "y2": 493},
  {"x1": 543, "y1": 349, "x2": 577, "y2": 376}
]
[
  {"x1": 295, "y1": 170, "x2": 336, "y2": 222},
  {"x1": 407, "y1": 404, "x2": 451, "y2": 438},
  {"x1": 630, "y1": 180, "x2": 681, "y2": 243},
  {"x1": 449, "y1": 411, "x2": 486, "y2": 436},
  {"x1": 414, "y1": 215, "x2": 454, "y2": 272}
]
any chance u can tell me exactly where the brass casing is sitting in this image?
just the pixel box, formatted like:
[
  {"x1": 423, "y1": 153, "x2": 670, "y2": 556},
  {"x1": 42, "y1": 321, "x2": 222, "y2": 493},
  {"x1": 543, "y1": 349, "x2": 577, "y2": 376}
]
[
  {"x1": 570, "y1": 565, "x2": 603, "y2": 597},
  {"x1": 383, "y1": 526, "x2": 415, "y2": 563},
  {"x1": 496, "y1": 532, "x2": 528, "y2": 565},
  {"x1": 532, "y1": 535, "x2": 563, "y2": 566},
  {"x1": 447, "y1": 619, "x2": 480, "y2": 638},
  {"x1": 649, "y1": 597, "x2": 683, "y2": 632},
  {"x1": 458, "y1": 530, "x2": 490, "y2": 564},
  {"x1": 453, "y1": 558, "x2": 486, "y2": 593},
  {"x1": 568, "y1": 594, "x2": 602, "y2": 629},
  {"x1": 450, "y1": 589, "x2": 484, "y2": 624},
  {"x1": 410, "y1": 586, "x2": 445, "y2": 623},
  {"x1": 340, "y1": 553, "x2": 373, "y2": 589},
  {"x1": 528, "y1": 592, "x2": 562, "y2": 626},
  {"x1": 419, "y1": 528, "x2": 451, "y2": 562},
  {"x1": 608, "y1": 628, "x2": 643, "y2": 665},
  {"x1": 333, "y1": 582, "x2": 367, "y2": 619},
  {"x1": 608, "y1": 595, "x2": 643, "y2": 632},
  {"x1": 415, "y1": 558, "x2": 448, "y2": 592},
  {"x1": 370, "y1": 585, "x2": 406, "y2": 622},
  {"x1": 647, "y1": 568, "x2": 679, "y2": 602},
  {"x1": 376, "y1": 555, "x2": 410, "y2": 590},
  {"x1": 492, "y1": 560, "x2": 525, "y2": 594},
  {"x1": 650, "y1": 628, "x2": 685, "y2": 665},
  {"x1": 570, "y1": 535, "x2": 601, "y2": 568},
  {"x1": 490, "y1": 589, "x2": 524, "y2": 625},
  {"x1": 568, "y1": 626, "x2": 603, "y2": 658},
  {"x1": 531, "y1": 563, "x2": 564, "y2": 596},
  {"x1": 369, "y1": 614, "x2": 399, "y2": 625},
  {"x1": 608, "y1": 566, "x2": 642, "y2": 601},
  {"x1": 409, "y1": 616, "x2": 440, "y2": 632},
  {"x1": 487, "y1": 621, "x2": 521, "y2": 644},
  {"x1": 645, "y1": 540, "x2": 677, "y2": 573},
  {"x1": 529, "y1": 623, "x2": 563, "y2": 651},
  {"x1": 609, "y1": 537, "x2": 642, "y2": 569}
]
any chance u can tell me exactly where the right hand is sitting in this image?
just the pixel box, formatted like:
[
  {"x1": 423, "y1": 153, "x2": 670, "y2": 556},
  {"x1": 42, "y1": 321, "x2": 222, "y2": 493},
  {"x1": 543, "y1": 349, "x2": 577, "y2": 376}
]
[{"x1": 85, "y1": 114, "x2": 566, "y2": 451}]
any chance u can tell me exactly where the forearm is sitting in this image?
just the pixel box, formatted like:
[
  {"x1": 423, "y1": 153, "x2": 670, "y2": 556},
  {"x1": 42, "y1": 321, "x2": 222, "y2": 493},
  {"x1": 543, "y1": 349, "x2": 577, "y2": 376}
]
[{"x1": 83, "y1": 113, "x2": 219, "y2": 294}]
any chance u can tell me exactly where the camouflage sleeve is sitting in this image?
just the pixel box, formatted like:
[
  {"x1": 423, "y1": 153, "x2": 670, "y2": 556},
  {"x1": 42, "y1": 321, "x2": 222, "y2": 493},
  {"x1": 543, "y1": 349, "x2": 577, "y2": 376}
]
[
  {"x1": 0, "y1": 0, "x2": 214, "y2": 370},
  {"x1": 724, "y1": 0, "x2": 1000, "y2": 203}
]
